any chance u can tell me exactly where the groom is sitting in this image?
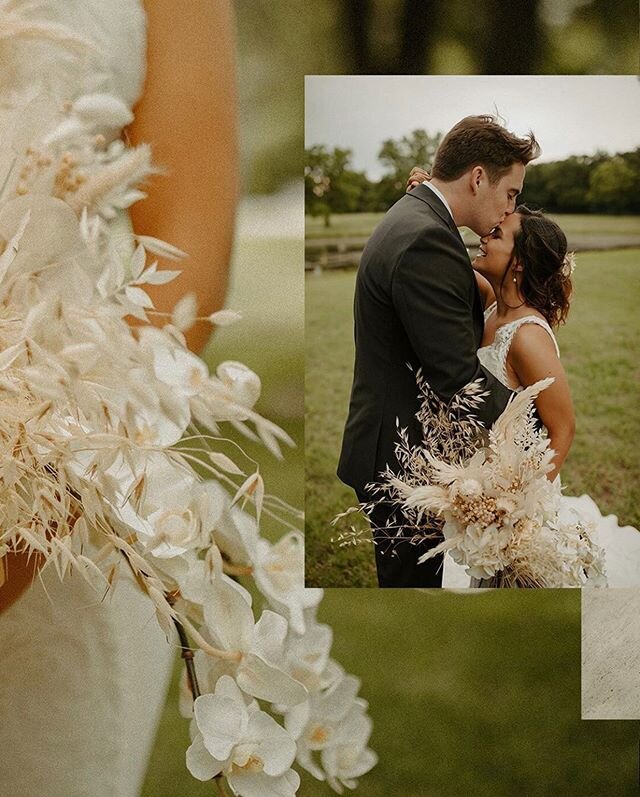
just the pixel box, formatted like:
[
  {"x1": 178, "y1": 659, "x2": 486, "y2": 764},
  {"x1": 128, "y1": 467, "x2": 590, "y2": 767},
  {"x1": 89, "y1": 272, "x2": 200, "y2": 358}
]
[{"x1": 337, "y1": 115, "x2": 540, "y2": 588}]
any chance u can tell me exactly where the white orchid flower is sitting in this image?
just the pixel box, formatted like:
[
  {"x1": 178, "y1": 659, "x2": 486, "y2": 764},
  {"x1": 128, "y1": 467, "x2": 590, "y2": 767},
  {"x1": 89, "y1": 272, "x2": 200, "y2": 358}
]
[
  {"x1": 216, "y1": 360, "x2": 261, "y2": 409},
  {"x1": 321, "y1": 703, "x2": 378, "y2": 794},
  {"x1": 114, "y1": 457, "x2": 221, "y2": 558},
  {"x1": 285, "y1": 674, "x2": 361, "y2": 753},
  {"x1": 252, "y1": 531, "x2": 323, "y2": 635},
  {"x1": 186, "y1": 675, "x2": 300, "y2": 797},
  {"x1": 203, "y1": 577, "x2": 307, "y2": 707},
  {"x1": 137, "y1": 325, "x2": 209, "y2": 397},
  {"x1": 283, "y1": 620, "x2": 342, "y2": 695},
  {"x1": 284, "y1": 674, "x2": 376, "y2": 790}
]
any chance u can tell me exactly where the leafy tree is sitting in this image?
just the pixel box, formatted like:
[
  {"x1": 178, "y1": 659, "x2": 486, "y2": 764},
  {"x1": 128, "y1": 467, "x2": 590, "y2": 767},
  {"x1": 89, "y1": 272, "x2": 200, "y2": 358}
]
[
  {"x1": 519, "y1": 161, "x2": 557, "y2": 210},
  {"x1": 370, "y1": 175, "x2": 405, "y2": 211},
  {"x1": 588, "y1": 156, "x2": 638, "y2": 213},
  {"x1": 545, "y1": 157, "x2": 592, "y2": 212},
  {"x1": 332, "y1": 169, "x2": 369, "y2": 214},
  {"x1": 304, "y1": 146, "x2": 363, "y2": 226},
  {"x1": 378, "y1": 129, "x2": 442, "y2": 191},
  {"x1": 617, "y1": 149, "x2": 640, "y2": 213},
  {"x1": 306, "y1": 141, "x2": 640, "y2": 218},
  {"x1": 523, "y1": 156, "x2": 595, "y2": 213},
  {"x1": 522, "y1": 152, "x2": 613, "y2": 213}
]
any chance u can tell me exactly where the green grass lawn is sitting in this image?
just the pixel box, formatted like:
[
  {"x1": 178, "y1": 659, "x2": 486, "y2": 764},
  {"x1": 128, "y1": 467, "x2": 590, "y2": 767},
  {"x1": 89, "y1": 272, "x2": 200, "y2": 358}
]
[
  {"x1": 307, "y1": 212, "x2": 388, "y2": 239},
  {"x1": 305, "y1": 248, "x2": 640, "y2": 589},
  {"x1": 306, "y1": 212, "x2": 640, "y2": 245}
]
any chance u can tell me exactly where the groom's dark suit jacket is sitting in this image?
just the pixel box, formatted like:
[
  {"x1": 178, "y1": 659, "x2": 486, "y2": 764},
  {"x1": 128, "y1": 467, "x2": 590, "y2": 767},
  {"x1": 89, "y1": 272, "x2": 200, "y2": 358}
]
[{"x1": 337, "y1": 183, "x2": 513, "y2": 497}]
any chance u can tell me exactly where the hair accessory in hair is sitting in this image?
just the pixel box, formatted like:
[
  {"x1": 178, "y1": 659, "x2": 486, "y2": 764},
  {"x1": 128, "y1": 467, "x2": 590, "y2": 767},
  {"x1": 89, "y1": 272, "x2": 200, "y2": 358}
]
[{"x1": 561, "y1": 251, "x2": 576, "y2": 278}]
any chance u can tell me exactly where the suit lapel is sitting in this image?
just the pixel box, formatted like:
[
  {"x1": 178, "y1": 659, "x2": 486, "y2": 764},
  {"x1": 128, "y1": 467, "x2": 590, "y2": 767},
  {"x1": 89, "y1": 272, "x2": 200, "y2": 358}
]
[
  {"x1": 408, "y1": 183, "x2": 468, "y2": 257},
  {"x1": 408, "y1": 183, "x2": 485, "y2": 341}
]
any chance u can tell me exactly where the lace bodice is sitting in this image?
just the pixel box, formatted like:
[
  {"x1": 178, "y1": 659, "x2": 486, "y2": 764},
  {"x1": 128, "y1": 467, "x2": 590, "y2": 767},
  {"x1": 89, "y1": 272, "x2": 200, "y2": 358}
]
[{"x1": 478, "y1": 302, "x2": 560, "y2": 391}]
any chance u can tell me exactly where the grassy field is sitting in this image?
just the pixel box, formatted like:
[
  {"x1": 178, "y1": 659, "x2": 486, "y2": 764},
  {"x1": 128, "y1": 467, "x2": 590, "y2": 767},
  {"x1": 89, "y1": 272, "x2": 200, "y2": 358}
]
[
  {"x1": 305, "y1": 248, "x2": 640, "y2": 588},
  {"x1": 306, "y1": 212, "x2": 640, "y2": 246}
]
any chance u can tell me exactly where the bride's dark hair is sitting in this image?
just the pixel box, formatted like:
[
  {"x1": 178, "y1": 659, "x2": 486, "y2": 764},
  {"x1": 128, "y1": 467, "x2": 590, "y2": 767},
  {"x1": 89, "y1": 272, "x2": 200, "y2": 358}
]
[{"x1": 503, "y1": 205, "x2": 572, "y2": 328}]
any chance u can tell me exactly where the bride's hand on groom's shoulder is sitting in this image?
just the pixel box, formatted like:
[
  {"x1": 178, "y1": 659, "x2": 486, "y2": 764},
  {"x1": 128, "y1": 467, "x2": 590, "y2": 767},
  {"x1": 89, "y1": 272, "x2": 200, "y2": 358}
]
[{"x1": 406, "y1": 166, "x2": 430, "y2": 192}]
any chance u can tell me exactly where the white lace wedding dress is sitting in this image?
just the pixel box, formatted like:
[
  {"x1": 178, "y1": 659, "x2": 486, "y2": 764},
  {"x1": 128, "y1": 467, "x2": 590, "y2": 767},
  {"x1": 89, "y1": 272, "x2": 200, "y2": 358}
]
[
  {"x1": 442, "y1": 303, "x2": 640, "y2": 589},
  {"x1": 0, "y1": 3, "x2": 175, "y2": 795}
]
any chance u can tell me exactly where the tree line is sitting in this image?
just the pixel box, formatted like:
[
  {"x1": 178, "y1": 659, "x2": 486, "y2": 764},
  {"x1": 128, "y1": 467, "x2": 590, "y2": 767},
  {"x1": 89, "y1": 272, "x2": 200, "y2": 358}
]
[{"x1": 305, "y1": 130, "x2": 640, "y2": 227}]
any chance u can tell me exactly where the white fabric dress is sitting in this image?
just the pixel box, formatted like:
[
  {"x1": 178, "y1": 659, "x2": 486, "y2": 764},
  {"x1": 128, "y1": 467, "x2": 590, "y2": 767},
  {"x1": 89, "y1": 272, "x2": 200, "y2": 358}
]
[
  {"x1": 442, "y1": 303, "x2": 640, "y2": 589},
  {"x1": 0, "y1": 3, "x2": 175, "y2": 795}
]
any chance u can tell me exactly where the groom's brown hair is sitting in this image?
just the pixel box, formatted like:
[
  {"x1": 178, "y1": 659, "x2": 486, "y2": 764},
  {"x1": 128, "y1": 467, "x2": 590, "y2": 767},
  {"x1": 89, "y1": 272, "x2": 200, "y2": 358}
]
[{"x1": 432, "y1": 115, "x2": 540, "y2": 183}]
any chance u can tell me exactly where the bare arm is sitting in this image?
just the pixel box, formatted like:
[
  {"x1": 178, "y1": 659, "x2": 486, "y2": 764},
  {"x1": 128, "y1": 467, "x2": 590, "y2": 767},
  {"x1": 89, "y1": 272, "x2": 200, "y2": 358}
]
[
  {"x1": 473, "y1": 270, "x2": 495, "y2": 310},
  {"x1": 126, "y1": 0, "x2": 239, "y2": 353},
  {"x1": 0, "y1": 552, "x2": 43, "y2": 612},
  {"x1": 509, "y1": 324, "x2": 576, "y2": 481}
]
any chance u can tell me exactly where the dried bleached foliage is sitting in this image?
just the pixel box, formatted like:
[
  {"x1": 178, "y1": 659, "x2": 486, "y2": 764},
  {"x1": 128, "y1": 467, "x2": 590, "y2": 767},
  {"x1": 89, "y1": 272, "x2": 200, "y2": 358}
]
[{"x1": 384, "y1": 378, "x2": 606, "y2": 588}]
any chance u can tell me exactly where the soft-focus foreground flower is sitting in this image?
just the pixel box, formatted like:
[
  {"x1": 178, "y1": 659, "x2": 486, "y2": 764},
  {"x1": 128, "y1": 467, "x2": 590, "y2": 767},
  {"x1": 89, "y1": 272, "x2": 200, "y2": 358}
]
[
  {"x1": 252, "y1": 531, "x2": 323, "y2": 635},
  {"x1": 187, "y1": 676, "x2": 300, "y2": 797},
  {"x1": 203, "y1": 578, "x2": 308, "y2": 707},
  {"x1": 181, "y1": 609, "x2": 376, "y2": 794},
  {"x1": 113, "y1": 456, "x2": 217, "y2": 559},
  {"x1": 285, "y1": 674, "x2": 378, "y2": 793}
]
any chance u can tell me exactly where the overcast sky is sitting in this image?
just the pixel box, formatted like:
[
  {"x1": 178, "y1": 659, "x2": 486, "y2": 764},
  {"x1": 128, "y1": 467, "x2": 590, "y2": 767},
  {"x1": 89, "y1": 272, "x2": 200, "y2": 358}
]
[{"x1": 305, "y1": 76, "x2": 640, "y2": 179}]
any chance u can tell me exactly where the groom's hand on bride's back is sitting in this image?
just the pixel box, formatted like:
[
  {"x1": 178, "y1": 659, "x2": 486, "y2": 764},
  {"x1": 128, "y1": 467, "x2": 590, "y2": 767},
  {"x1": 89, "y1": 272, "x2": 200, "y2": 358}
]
[{"x1": 406, "y1": 166, "x2": 430, "y2": 192}]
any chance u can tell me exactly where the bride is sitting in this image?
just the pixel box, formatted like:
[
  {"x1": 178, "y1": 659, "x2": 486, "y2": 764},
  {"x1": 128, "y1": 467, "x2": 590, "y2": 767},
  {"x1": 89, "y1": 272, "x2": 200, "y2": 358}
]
[{"x1": 435, "y1": 200, "x2": 640, "y2": 588}]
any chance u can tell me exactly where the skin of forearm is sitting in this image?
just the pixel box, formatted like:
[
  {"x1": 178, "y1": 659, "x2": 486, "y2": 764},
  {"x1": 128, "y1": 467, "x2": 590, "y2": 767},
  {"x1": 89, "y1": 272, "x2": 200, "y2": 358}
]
[
  {"x1": 509, "y1": 332, "x2": 575, "y2": 484},
  {"x1": 128, "y1": 0, "x2": 239, "y2": 354},
  {"x1": 545, "y1": 426, "x2": 575, "y2": 482},
  {"x1": 128, "y1": 183, "x2": 238, "y2": 353},
  {"x1": 0, "y1": 552, "x2": 42, "y2": 611}
]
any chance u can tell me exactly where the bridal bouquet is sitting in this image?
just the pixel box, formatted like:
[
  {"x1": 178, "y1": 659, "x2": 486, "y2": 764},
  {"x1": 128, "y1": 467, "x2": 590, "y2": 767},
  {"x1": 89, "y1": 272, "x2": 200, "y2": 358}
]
[
  {"x1": 0, "y1": 86, "x2": 376, "y2": 795},
  {"x1": 377, "y1": 374, "x2": 606, "y2": 588}
]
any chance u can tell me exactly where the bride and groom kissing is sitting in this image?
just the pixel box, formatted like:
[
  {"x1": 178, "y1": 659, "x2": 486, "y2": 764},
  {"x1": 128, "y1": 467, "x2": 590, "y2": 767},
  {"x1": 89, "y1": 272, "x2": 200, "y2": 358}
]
[{"x1": 337, "y1": 114, "x2": 584, "y2": 589}]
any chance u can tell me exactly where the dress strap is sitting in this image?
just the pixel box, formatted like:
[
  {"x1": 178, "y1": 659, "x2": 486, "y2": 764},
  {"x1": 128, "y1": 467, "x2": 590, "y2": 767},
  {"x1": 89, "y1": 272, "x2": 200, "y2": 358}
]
[{"x1": 483, "y1": 301, "x2": 497, "y2": 322}]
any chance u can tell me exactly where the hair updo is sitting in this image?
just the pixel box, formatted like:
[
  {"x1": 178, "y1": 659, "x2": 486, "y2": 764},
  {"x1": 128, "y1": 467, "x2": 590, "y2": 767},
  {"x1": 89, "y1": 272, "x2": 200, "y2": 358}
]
[{"x1": 504, "y1": 205, "x2": 572, "y2": 328}]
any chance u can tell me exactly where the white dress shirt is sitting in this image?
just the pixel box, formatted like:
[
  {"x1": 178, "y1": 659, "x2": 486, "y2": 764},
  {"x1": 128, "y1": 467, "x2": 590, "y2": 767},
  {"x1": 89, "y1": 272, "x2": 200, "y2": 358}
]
[{"x1": 421, "y1": 180, "x2": 454, "y2": 223}]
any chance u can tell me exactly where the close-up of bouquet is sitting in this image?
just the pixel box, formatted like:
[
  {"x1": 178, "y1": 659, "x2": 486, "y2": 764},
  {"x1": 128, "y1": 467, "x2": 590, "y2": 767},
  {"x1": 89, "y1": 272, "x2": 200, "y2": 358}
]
[
  {"x1": 0, "y1": 82, "x2": 376, "y2": 797},
  {"x1": 375, "y1": 374, "x2": 607, "y2": 588}
]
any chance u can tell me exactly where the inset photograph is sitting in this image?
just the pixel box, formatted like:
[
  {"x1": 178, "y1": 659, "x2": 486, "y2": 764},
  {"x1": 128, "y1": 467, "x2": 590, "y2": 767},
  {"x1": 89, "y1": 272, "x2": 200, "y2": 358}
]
[{"x1": 305, "y1": 75, "x2": 640, "y2": 588}]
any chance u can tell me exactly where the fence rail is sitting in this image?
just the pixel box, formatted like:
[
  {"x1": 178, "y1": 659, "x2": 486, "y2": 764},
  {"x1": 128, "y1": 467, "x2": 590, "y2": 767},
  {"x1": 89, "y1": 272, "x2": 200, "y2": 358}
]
[{"x1": 305, "y1": 236, "x2": 640, "y2": 272}]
